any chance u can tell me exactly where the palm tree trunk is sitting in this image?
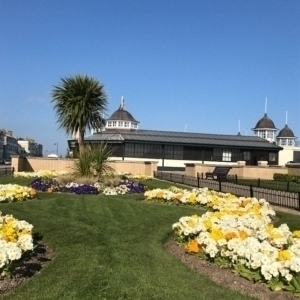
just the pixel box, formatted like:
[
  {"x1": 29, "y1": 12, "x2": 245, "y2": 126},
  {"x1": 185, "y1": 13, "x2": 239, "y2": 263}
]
[{"x1": 78, "y1": 131, "x2": 85, "y2": 153}]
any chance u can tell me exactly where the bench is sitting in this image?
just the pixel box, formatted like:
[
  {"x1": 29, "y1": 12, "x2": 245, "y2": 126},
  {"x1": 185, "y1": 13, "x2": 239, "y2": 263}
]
[{"x1": 205, "y1": 166, "x2": 232, "y2": 180}]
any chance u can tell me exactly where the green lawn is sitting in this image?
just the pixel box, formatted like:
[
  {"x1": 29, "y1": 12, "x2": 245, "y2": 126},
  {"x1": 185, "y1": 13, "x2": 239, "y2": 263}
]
[
  {"x1": 0, "y1": 177, "x2": 298, "y2": 300},
  {"x1": 0, "y1": 176, "x2": 33, "y2": 186}
]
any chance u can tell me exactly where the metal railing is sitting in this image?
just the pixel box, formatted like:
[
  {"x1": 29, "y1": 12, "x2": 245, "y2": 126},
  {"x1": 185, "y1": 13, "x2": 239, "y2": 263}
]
[
  {"x1": 0, "y1": 167, "x2": 15, "y2": 176},
  {"x1": 153, "y1": 171, "x2": 300, "y2": 211},
  {"x1": 195, "y1": 173, "x2": 300, "y2": 193}
]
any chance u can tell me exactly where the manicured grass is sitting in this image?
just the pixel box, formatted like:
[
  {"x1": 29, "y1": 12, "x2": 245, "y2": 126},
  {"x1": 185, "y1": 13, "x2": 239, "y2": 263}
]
[
  {"x1": 0, "y1": 176, "x2": 33, "y2": 186},
  {"x1": 274, "y1": 210, "x2": 300, "y2": 231},
  {"x1": 0, "y1": 193, "x2": 258, "y2": 300},
  {"x1": 141, "y1": 178, "x2": 192, "y2": 190}
]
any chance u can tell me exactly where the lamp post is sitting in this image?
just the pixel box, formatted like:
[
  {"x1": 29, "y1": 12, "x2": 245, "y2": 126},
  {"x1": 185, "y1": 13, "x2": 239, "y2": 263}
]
[{"x1": 54, "y1": 143, "x2": 58, "y2": 156}]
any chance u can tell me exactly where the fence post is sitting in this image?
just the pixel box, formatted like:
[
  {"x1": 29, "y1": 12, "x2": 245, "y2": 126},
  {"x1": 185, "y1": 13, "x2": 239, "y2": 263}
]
[
  {"x1": 257, "y1": 178, "x2": 260, "y2": 188},
  {"x1": 218, "y1": 179, "x2": 222, "y2": 192},
  {"x1": 287, "y1": 181, "x2": 290, "y2": 192},
  {"x1": 235, "y1": 174, "x2": 238, "y2": 184},
  {"x1": 182, "y1": 174, "x2": 184, "y2": 184},
  {"x1": 250, "y1": 185, "x2": 254, "y2": 198},
  {"x1": 5, "y1": 168, "x2": 8, "y2": 175},
  {"x1": 170, "y1": 173, "x2": 172, "y2": 182},
  {"x1": 197, "y1": 173, "x2": 200, "y2": 188},
  {"x1": 201, "y1": 173, "x2": 204, "y2": 180}
]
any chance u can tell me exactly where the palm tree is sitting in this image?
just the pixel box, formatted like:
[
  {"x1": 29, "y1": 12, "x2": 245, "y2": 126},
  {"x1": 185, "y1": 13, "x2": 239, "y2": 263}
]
[{"x1": 51, "y1": 74, "x2": 108, "y2": 153}]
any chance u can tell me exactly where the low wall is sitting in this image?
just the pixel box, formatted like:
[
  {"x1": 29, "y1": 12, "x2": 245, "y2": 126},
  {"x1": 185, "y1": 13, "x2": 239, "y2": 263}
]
[
  {"x1": 185, "y1": 162, "x2": 296, "y2": 180},
  {"x1": 11, "y1": 156, "x2": 158, "y2": 177}
]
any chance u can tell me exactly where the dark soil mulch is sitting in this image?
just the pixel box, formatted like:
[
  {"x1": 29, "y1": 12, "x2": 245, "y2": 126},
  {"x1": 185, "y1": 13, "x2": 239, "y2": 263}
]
[
  {"x1": 165, "y1": 236, "x2": 299, "y2": 300},
  {"x1": 0, "y1": 234, "x2": 54, "y2": 296}
]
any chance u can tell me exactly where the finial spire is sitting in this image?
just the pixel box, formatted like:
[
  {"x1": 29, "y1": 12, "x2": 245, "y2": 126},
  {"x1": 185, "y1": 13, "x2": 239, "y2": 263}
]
[
  {"x1": 286, "y1": 111, "x2": 288, "y2": 125},
  {"x1": 120, "y1": 96, "x2": 124, "y2": 109},
  {"x1": 264, "y1": 97, "x2": 267, "y2": 114}
]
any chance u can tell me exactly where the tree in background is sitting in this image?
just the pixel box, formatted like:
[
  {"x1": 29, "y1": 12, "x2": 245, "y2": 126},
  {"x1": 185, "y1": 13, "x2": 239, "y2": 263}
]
[{"x1": 51, "y1": 74, "x2": 108, "y2": 154}]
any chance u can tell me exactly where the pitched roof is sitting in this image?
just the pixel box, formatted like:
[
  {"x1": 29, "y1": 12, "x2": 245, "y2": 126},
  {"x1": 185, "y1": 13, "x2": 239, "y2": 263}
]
[{"x1": 85, "y1": 129, "x2": 282, "y2": 150}]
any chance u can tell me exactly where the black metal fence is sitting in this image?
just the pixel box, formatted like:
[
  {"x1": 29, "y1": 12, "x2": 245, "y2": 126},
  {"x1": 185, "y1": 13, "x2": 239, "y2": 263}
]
[
  {"x1": 153, "y1": 171, "x2": 300, "y2": 211},
  {"x1": 196, "y1": 172, "x2": 300, "y2": 193},
  {"x1": 0, "y1": 167, "x2": 14, "y2": 176}
]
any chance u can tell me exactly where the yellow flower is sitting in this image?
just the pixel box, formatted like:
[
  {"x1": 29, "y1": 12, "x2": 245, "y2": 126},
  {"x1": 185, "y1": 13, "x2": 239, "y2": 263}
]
[
  {"x1": 188, "y1": 193, "x2": 197, "y2": 204},
  {"x1": 292, "y1": 230, "x2": 300, "y2": 238},
  {"x1": 278, "y1": 250, "x2": 291, "y2": 261},
  {"x1": 210, "y1": 228, "x2": 224, "y2": 241},
  {"x1": 203, "y1": 219, "x2": 212, "y2": 230},
  {"x1": 156, "y1": 191, "x2": 164, "y2": 199}
]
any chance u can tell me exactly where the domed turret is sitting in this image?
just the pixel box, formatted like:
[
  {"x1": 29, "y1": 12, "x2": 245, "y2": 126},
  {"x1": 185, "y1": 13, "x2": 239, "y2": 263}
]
[
  {"x1": 276, "y1": 118, "x2": 296, "y2": 146},
  {"x1": 252, "y1": 113, "x2": 278, "y2": 143},
  {"x1": 105, "y1": 97, "x2": 139, "y2": 130}
]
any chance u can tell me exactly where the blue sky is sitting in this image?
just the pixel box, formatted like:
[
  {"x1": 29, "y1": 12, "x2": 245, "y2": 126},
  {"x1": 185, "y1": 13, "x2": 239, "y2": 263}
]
[{"x1": 0, "y1": 0, "x2": 299, "y2": 156}]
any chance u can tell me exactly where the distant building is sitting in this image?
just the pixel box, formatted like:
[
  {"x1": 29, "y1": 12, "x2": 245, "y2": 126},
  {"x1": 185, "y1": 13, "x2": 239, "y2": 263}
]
[
  {"x1": 0, "y1": 130, "x2": 43, "y2": 160},
  {"x1": 252, "y1": 111, "x2": 299, "y2": 165},
  {"x1": 0, "y1": 131, "x2": 4, "y2": 162},
  {"x1": 17, "y1": 138, "x2": 43, "y2": 157},
  {"x1": 2, "y1": 131, "x2": 19, "y2": 160},
  {"x1": 68, "y1": 99, "x2": 283, "y2": 169}
]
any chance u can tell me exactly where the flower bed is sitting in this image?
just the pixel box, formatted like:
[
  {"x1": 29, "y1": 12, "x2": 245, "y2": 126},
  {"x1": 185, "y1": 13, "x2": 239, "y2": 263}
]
[
  {"x1": 0, "y1": 212, "x2": 34, "y2": 277},
  {"x1": 29, "y1": 177, "x2": 147, "y2": 195},
  {"x1": 144, "y1": 186, "x2": 217, "y2": 206},
  {"x1": 14, "y1": 170, "x2": 70, "y2": 179},
  {"x1": 159, "y1": 187, "x2": 300, "y2": 294},
  {"x1": 0, "y1": 184, "x2": 37, "y2": 203}
]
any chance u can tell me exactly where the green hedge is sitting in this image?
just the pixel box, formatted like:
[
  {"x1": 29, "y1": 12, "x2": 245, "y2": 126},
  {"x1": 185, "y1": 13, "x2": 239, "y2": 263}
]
[{"x1": 273, "y1": 173, "x2": 300, "y2": 183}]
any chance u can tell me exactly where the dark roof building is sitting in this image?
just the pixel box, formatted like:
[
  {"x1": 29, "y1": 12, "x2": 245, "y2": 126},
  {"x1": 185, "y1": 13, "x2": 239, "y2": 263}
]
[{"x1": 69, "y1": 99, "x2": 283, "y2": 168}]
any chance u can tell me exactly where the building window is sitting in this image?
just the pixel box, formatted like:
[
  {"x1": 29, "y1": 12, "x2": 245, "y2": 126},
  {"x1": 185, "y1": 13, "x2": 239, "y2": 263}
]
[
  {"x1": 164, "y1": 145, "x2": 183, "y2": 160},
  {"x1": 118, "y1": 121, "x2": 123, "y2": 127},
  {"x1": 288, "y1": 139, "x2": 294, "y2": 146},
  {"x1": 279, "y1": 139, "x2": 286, "y2": 146},
  {"x1": 243, "y1": 151, "x2": 251, "y2": 161},
  {"x1": 213, "y1": 148, "x2": 222, "y2": 161},
  {"x1": 269, "y1": 152, "x2": 277, "y2": 162},
  {"x1": 134, "y1": 143, "x2": 144, "y2": 158},
  {"x1": 112, "y1": 121, "x2": 117, "y2": 127},
  {"x1": 183, "y1": 146, "x2": 202, "y2": 160},
  {"x1": 124, "y1": 122, "x2": 129, "y2": 128},
  {"x1": 131, "y1": 123, "x2": 137, "y2": 129},
  {"x1": 293, "y1": 151, "x2": 300, "y2": 163},
  {"x1": 107, "y1": 121, "x2": 112, "y2": 127},
  {"x1": 259, "y1": 131, "x2": 266, "y2": 139},
  {"x1": 267, "y1": 131, "x2": 273, "y2": 139},
  {"x1": 222, "y1": 149, "x2": 232, "y2": 161},
  {"x1": 125, "y1": 143, "x2": 135, "y2": 157}
]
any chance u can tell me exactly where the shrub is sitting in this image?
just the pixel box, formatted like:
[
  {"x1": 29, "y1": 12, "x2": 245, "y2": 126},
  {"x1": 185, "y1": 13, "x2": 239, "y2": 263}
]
[{"x1": 273, "y1": 173, "x2": 300, "y2": 183}]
